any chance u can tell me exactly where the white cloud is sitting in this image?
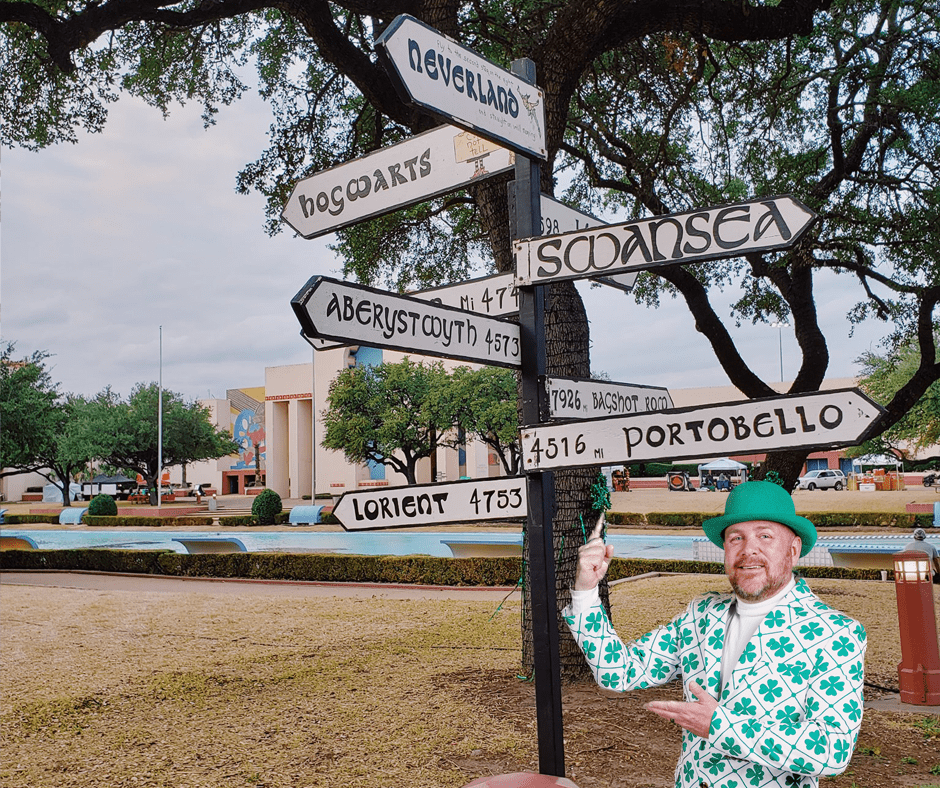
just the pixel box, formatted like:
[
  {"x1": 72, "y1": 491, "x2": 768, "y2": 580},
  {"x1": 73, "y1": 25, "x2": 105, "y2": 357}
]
[{"x1": 3, "y1": 89, "x2": 890, "y2": 403}]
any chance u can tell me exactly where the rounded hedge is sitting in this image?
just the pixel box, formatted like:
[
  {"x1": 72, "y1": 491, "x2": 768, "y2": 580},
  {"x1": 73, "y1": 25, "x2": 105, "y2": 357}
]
[
  {"x1": 251, "y1": 488, "x2": 282, "y2": 525},
  {"x1": 88, "y1": 494, "x2": 118, "y2": 517}
]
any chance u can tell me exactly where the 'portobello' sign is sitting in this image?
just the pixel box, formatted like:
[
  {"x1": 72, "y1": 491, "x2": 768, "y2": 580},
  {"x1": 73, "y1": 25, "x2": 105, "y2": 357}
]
[
  {"x1": 520, "y1": 388, "x2": 882, "y2": 471},
  {"x1": 514, "y1": 195, "x2": 817, "y2": 286}
]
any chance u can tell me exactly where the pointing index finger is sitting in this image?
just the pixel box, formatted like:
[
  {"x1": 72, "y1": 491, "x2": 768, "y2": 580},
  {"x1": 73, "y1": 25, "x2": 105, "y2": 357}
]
[{"x1": 588, "y1": 512, "x2": 605, "y2": 542}]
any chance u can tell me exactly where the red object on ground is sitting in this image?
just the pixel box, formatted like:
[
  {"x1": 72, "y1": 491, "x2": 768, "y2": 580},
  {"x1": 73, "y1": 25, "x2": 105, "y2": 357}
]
[{"x1": 894, "y1": 550, "x2": 940, "y2": 705}]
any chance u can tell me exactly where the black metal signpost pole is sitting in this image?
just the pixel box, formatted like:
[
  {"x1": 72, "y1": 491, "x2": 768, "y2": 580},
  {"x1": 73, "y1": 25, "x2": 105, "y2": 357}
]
[{"x1": 511, "y1": 58, "x2": 565, "y2": 777}]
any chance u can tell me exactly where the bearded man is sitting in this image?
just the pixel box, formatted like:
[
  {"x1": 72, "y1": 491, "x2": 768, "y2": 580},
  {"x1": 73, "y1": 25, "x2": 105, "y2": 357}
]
[{"x1": 565, "y1": 480, "x2": 867, "y2": 788}]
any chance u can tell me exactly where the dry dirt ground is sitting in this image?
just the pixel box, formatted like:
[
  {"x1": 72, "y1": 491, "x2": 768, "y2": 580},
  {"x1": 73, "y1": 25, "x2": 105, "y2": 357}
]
[{"x1": 2, "y1": 574, "x2": 939, "y2": 788}]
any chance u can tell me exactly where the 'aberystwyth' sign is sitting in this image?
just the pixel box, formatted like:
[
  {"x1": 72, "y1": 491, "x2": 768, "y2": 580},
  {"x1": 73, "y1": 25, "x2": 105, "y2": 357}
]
[
  {"x1": 376, "y1": 15, "x2": 546, "y2": 160},
  {"x1": 333, "y1": 477, "x2": 527, "y2": 530},
  {"x1": 282, "y1": 125, "x2": 514, "y2": 239},
  {"x1": 514, "y1": 195, "x2": 817, "y2": 286},
  {"x1": 291, "y1": 276, "x2": 522, "y2": 368},
  {"x1": 520, "y1": 388, "x2": 883, "y2": 471}
]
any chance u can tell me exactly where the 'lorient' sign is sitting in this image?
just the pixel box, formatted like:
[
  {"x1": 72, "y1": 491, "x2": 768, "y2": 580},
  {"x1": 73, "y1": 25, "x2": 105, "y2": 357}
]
[
  {"x1": 514, "y1": 196, "x2": 817, "y2": 286},
  {"x1": 376, "y1": 15, "x2": 546, "y2": 160}
]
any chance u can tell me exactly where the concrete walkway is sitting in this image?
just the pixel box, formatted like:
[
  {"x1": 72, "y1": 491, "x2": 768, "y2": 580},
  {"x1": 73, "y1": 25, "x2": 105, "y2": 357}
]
[{"x1": 0, "y1": 570, "x2": 522, "y2": 601}]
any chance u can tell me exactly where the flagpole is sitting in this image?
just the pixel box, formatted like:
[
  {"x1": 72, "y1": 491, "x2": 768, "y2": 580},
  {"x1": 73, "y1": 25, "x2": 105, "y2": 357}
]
[{"x1": 158, "y1": 325, "x2": 163, "y2": 504}]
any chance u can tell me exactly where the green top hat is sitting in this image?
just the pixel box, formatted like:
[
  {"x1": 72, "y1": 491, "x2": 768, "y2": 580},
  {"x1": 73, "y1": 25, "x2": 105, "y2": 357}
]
[{"x1": 702, "y1": 480, "x2": 817, "y2": 557}]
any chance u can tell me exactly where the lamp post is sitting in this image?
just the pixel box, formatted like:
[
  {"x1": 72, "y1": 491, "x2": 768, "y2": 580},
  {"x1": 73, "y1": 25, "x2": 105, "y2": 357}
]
[
  {"x1": 770, "y1": 321, "x2": 788, "y2": 383},
  {"x1": 892, "y1": 550, "x2": 940, "y2": 705}
]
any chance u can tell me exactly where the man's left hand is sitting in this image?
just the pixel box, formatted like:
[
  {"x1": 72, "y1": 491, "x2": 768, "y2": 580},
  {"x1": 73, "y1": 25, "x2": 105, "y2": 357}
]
[{"x1": 644, "y1": 681, "x2": 718, "y2": 739}]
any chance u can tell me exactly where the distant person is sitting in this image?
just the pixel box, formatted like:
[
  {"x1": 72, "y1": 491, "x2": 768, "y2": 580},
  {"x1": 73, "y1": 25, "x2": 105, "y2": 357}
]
[
  {"x1": 903, "y1": 528, "x2": 940, "y2": 582},
  {"x1": 566, "y1": 480, "x2": 867, "y2": 788}
]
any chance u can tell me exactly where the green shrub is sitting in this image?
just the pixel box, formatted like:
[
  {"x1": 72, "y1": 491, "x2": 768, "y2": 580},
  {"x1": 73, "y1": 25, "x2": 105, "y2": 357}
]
[
  {"x1": 84, "y1": 515, "x2": 215, "y2": 528},
  {"x1": 0, "y1": 549, "x2": 889, "y2": 585},
  {"x1": 251, "y1": 489, "x2": 282, "y2": 525},
  {"x1": 88, "y1": 494, "x2": 118, "y2": 517},
  {"x1": 3, "y1": 514, "x2": 58, "y2": 524}
]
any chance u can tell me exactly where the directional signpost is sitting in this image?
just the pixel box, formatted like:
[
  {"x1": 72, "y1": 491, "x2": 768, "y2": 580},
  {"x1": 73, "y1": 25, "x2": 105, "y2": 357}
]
[
  {"x1": 544, "y1": 376, "x2": 673, "y2": 420},
  {"x1": 282, "y1": 15, "x2": 865, "y2": 782},
  {"x1": 291, "y1": 275, "x2": 522, "y2": 368},
  {"x1": 282, "y1": 125, "x2": 515, "y2": 239},
  {"x1": 376, "y1": 15, "x2": 547, "y2": 160},
  {"x1": 333, "y1": 477, "x2": 527, "y2": 530},
  {"x1": 514, "y1": 195, "x2": 817, "y2": 286},
  {"x1": 522, "y1": 389, "x2": 883, "y2": 472}
]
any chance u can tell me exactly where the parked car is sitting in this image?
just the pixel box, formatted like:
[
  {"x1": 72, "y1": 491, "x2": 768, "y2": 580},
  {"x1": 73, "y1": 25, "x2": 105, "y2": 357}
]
[{"x1": 795, "y1": 469, "x2": 846, "y2": 490}]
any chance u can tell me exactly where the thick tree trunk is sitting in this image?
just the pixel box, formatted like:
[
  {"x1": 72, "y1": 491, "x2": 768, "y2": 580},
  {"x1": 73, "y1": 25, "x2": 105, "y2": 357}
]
[
  {"x1": 520, "y1": 280, "x2": 609, "y2": 682},
  {"x1": 758, "y1": 450, "x2": 810, "y2": 490}
]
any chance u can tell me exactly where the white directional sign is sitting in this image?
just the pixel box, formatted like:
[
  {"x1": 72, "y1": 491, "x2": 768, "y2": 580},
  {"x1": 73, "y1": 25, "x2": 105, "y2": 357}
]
[
  {"x1": 291, "y1": 276, "x2": 522, "y2": 368},
  {"x1": 299, "y1": 272, "x2": 520, "y2": 352},
  {"x1": 545, "y1": 376, "x2": 673, "y2": 421},
  {"x1": 376, "y1": 15, "x2": 546, "y2": 160},
  {"x1": 520, "y1": 388, "x2": 882, "y2": 472},
  {"x1": 514, "y1": 195, "x2": 817, "y2": 286},
  {"x1": 333, "y1": 477, "x2": 527, "y2": 530},
  {"x1": 537, "y1": 195, "x2": 638, "y2": 294},
  {"x1": 282, "y1": 125, "x2": 515, "y2": 239},
  {"x1": 415, "y1": 271, "x2": 519, "y2": 317},
  {"x1": 539, "y1": 193, "x2": 602, "y2": 237}
]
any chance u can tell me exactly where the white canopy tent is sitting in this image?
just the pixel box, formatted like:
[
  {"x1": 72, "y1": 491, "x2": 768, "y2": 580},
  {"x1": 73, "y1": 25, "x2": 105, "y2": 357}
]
[
  {"x1": 852, "y1": 454, "x2": 904, "y2": 473},
  {"x1": 698, "y1": 458, "x2": 748, "y2": 488},
  {"x1": 850, "y1": 454, "x2": 903, "y2": 473}
]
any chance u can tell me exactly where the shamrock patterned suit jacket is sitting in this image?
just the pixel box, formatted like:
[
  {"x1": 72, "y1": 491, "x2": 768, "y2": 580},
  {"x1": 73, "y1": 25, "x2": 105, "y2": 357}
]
[{"x1": 564, "y1": 577, "x2": 867, "y2": 788}]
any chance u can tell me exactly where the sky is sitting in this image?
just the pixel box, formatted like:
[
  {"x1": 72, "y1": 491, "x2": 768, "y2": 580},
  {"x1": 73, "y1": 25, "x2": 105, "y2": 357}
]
[{"x1": 2, "y1": 87, "x2": 891, "y2": 403}]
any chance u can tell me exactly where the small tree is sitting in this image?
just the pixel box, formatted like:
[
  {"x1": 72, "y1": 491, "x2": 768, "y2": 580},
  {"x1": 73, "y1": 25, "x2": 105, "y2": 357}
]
[
  {"x1": 87, "y1": 493, "x2": 117, "y2": 517},
  {"x1": 321, "y1": 358, "x2": 454, "y2": 485},
  {"x1": 848, "y1": 333, "x2": 940, "y2": 462},
  {"x1": 251, "y1": 488, "x2": 282, "y2": 525},
  {"x1": 0, "y1": 342, "x2": 96, "y2": 505},
  {"x1": 85, "y1": 383, "x2": 239, "y2": 505},
  {"x1": 448, "y1": 366, "x2": 521, "y2": 475}
]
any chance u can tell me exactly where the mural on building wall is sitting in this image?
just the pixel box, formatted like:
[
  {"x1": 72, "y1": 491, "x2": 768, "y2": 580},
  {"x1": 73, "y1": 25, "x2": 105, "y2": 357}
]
[{"x1": 228, "y1": 388, "x2": 266, "y2": 471}]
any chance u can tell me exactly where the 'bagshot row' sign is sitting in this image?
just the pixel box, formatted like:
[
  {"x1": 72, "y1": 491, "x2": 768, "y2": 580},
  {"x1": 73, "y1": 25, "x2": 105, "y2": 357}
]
[
  {"x1": 520, "y1": 389, "x2": 883, "y2": 471},
  {"x1": 514, "y1": 196, "x2": 817, "y2": 286}
]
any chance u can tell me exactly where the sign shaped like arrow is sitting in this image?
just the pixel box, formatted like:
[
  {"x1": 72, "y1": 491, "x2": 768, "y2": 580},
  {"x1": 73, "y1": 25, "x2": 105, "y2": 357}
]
[
  {"x1": 333, "y1": 476, "x2": 527, "y2": 530},
  {"x1": 376, "y1": 15, "x2": 546, "y2": 160},
  {"x1": 413, "y1": 271, "x2": 519, "y2": 318},
  {"x1": 536, "y1": 194, "x2": 638, "y2": 293},
  {"x1": 514, "y1": 195, "x2": 817, "y2": 286},
  {"x1": 521, "y1": 388, "x2": 882, "y2": 472},
  {"x1": 291, "y1": 276, "x2": 522, "y2": 368},
  {"x1": 545, "y1": 376, "x2": 673, "y2": 421},
  {"x1": 299, "y1": 272, "x2": 519, "y2": 351},
  {"x1": 282, "y1": 125, "x2": 515, "y2": 239}
]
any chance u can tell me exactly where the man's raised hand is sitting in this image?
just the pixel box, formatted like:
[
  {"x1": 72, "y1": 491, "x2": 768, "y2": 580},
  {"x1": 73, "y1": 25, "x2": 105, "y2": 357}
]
[{"x1": 574, "y1": 513, "x2": 614, "y2": 591}]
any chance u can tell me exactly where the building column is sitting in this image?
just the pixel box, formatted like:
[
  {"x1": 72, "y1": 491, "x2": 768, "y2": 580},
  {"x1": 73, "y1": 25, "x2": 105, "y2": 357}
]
[
  {"x1": 295, "y1": 397, "x2": 313, "y2": 499},
  {"x1": 266, "y1": 400, "x2": 290, "y2": 497}
]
